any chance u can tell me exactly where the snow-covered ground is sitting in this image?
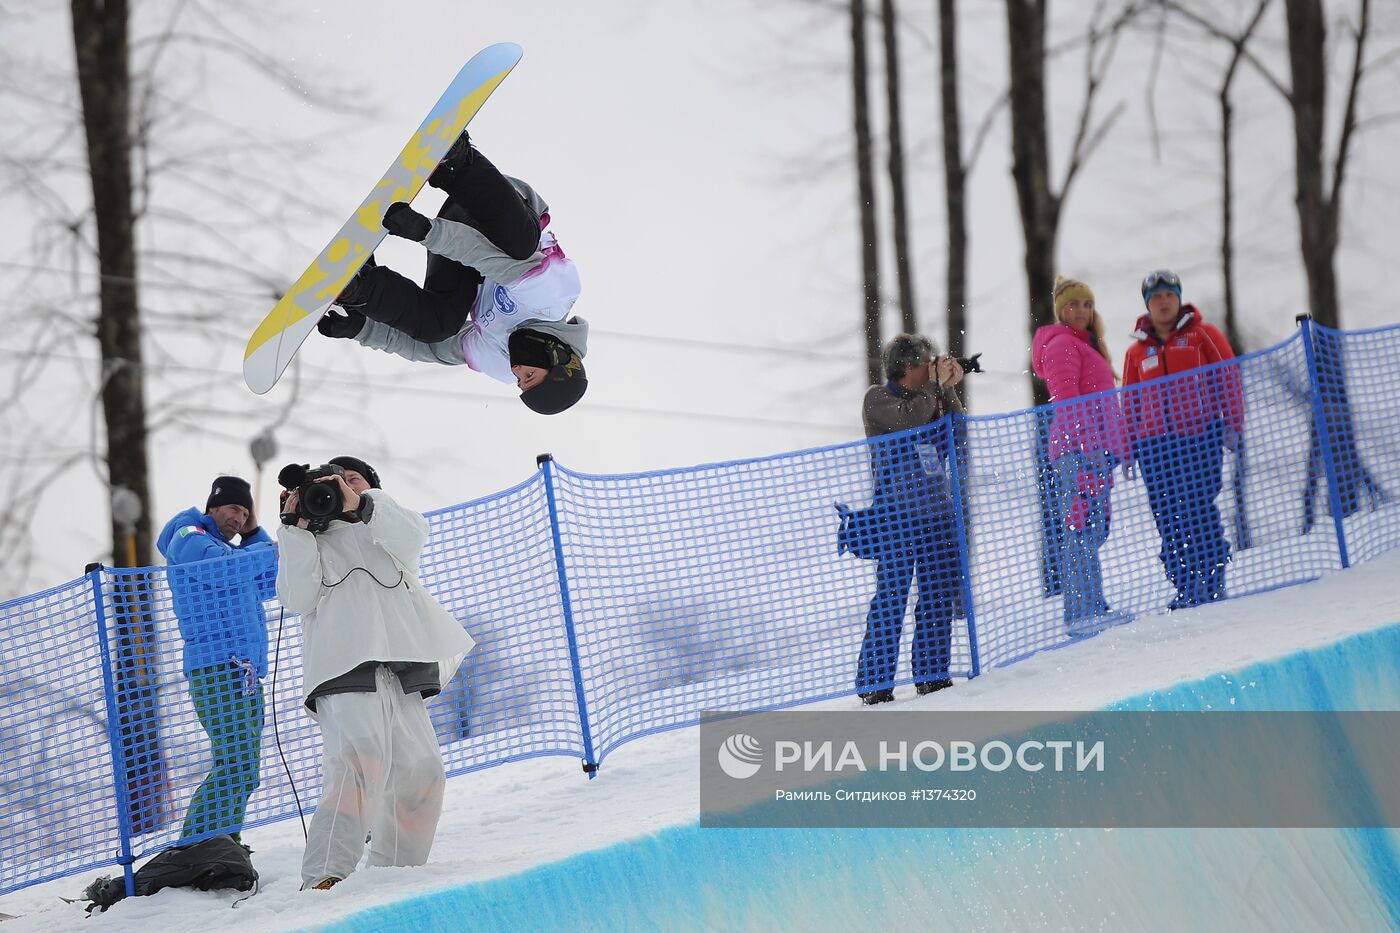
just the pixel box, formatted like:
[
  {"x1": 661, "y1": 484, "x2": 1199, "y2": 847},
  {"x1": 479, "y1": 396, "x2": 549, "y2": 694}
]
[{"x1": 3, "y1": 550, "x2": 1399, "y2": 932}]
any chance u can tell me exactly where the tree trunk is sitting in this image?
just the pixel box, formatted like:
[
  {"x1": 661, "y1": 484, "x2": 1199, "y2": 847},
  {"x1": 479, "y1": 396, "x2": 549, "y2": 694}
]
[
  {"x1": 1005, "y1": 0, "x2": 1057, "y2": 407},
  {"x1": 1006, "y1": 0, "x2": 1062, "y2": 595},
  {"x1": 1217, "y1": 0, "x2": 1273, "y2": 354},
  {"x1": 1284, "y1": 0, "x2": 1378, "y2": 527},
  {"x1": 71, "y1": 1, "x2": 169, "y2": 838},
  {"x1": 1219, "y1": 86, "x2": 1242, "y2": 351},
  {"x1": 71, "y1": 0, "x2": 153, "y2": 568},
  {"x1": 1283, "y1": 0, "x2": 1340, "y2": 328},
  {"x1": 852, "y1": 0, "x2": 884, "y2": 385},
  {"x1": 882, "y1": 0, "x2": 917, "y2": 334},
  {"x1": 938, "y1": 0, "x2": 969, "y2": 404}
]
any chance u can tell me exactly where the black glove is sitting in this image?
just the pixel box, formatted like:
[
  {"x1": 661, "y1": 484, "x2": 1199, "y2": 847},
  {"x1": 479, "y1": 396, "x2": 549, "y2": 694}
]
[
  {"x1": 383, "y1": 202, "x2": 431, "y2": 242},
  {"x1": 317, "y1": 307, "x2": 365, "y2": 339}
]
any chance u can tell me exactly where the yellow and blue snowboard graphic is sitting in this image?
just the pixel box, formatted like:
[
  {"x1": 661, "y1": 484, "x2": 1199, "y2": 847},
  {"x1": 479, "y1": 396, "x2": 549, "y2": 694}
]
[{"x1": 243, "y1": 42, "x2": 522, "y2": 394}]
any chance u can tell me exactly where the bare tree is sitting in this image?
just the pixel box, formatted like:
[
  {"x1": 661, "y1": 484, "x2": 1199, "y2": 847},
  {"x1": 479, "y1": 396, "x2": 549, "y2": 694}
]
[
  {"x1": 1004, "y1": 0, "x2": 1140, "y2": 597},
  {"x1": 852, "y1": 0, "x2": 884, "y2": 385},
  {"x1": 1005, "y1": 0, "x2": 1136, "y2": 405},
  {"x1": 1287, "y1": 0, "x2": 1386, "y2": 525},
  {"x1": 1285, "y1": 0, "x2": 1370, "y2": 330},
  {"x1": 1146, "y1": 0, "x2": 1388, "y2": 536},
  {"x1": 0, "y1": 2, "x2": 360, "y2": 595},
  {"x1": 1152, "y1": 0, "x2": 1378, "y2": 335},
  {"x1": 1148, "y1": 0, "x2": 1273, "y2": 353},
  {"x1": 1217, "y1": 1, "x2": 1272, "y2": 351},
  {"x1": 1005, "y1": 0, "x2": 1055, "y2": 407},
  {"x1": 70, "y1": 0, "x2": 154, "y2": 570},
  {"x1": 881, "y1": 0, "x2": 917, "y2": 333},
  {"x1": 936, "y1": 0, "x2": 969, "y2": 399}
]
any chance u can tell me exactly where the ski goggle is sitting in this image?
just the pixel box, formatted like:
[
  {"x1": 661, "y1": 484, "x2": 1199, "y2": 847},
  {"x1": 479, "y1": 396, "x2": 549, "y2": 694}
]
[
  {"x1": 509, "y1": 330, "x2": 573, "y2": 369},
  {"x1": 1141, "y1": 269, "x2": 1182, "y2": 298}
]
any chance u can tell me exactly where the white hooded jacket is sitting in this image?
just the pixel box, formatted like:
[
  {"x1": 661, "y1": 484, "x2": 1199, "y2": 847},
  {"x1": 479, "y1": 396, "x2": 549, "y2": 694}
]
[{"x1": 275, "y1": 489, "x2": 474, "y2": 709}]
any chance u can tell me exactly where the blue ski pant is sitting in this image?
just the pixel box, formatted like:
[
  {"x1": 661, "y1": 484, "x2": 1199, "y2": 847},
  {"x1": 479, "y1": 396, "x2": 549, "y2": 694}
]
[
  {"x1": 1136, "y1": 423, "x2": 1230, "y2": 604},
  {"x1": 855, "y1": 503, "x2": 961, "y2": 692},
  {"x1": 1052, "y1": 453, "x2": 1113, "y2": 625}
]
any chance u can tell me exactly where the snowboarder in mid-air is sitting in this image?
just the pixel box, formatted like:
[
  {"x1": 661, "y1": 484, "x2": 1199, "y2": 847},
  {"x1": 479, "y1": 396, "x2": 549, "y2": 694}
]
[{"x1": 320, "y1": 133, "x2": 588, "y2": 415}]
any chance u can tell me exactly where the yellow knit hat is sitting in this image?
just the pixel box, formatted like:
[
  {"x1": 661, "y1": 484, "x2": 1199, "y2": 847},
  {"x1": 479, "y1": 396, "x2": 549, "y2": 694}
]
[{"x1": 1053, "y1": 275, "x2": 1095, "y2": 321}]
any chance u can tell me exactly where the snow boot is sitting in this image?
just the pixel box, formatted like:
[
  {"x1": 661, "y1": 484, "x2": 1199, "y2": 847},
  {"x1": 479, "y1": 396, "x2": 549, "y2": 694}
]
[
  {"x1": 334, "y1": 254, "x2": 376, "y2": 312},
  {"x1": 428, "y1": 130, "x2": 475, "y2": 190}
]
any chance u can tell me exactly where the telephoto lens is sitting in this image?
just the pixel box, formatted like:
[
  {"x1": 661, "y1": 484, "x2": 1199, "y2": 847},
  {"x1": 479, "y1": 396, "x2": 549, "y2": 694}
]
[
  {"x1": 299, "y1": 475, "x2": 343, "y2": 519},
  {"x1": 297, "y1": 464, "x2": 347, "y2": 530},
  {"x1": 278, "y1": 462, "x2": 348, "y2": 532}
]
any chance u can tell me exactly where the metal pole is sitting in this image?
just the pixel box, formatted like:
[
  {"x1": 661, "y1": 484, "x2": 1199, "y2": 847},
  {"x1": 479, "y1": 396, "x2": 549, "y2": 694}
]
[
  {"x1": 536, "y1": 454, "x2": 599, "y2": 778},
  {"x1": 1298, "y1": 316, "x2": 1351, "y2": 568},
  {"x1": 944, "y1": 415, "x2": 981, "y2": 678},
  {"x1": 88, "y1": 564, "x2": 138, "y2": 898}
]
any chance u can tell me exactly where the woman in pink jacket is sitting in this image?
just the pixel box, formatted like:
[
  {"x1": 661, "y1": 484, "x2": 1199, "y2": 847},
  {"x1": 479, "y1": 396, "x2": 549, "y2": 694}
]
[{"x1": 1031, "y1": 276, "x2": 1133, "y2": 635}]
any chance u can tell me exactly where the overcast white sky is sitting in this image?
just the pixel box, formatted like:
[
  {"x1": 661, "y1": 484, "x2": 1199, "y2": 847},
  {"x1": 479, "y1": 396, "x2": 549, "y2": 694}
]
[{"x1": 1, "y1": 0, "x2": 1398, "y2": 596}]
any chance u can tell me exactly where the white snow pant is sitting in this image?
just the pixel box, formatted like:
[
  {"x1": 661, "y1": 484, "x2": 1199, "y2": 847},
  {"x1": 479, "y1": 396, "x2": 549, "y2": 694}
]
[{"x1": 301, "y1": 666, "x2": 446, "y2": 887}]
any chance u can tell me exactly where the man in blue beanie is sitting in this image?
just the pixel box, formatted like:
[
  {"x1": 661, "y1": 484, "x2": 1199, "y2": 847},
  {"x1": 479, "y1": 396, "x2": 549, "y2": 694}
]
[{"x1": 157, "y1": 475, "x2": 276, "y2": 846}]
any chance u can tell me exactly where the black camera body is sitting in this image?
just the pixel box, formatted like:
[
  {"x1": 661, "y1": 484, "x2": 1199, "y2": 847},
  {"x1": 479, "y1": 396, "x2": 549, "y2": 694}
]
[{"x1": 278, "y1": 462, "x2": 350, "y2": 533}]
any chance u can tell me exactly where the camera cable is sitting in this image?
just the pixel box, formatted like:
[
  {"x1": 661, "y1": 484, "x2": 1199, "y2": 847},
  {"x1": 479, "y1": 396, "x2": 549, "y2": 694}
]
[
  {"x1": 266, "y1": 562, "x2": 404, "y2": 849},
  {"x1": 321, "y1": 567, "x2": 405, "y2": 590},
  {"x1": 269, "y1": 606, "x2": 308, "y2": 841}
]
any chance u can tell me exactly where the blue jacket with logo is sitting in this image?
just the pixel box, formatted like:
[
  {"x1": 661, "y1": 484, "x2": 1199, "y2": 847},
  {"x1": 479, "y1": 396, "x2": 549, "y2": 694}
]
[{"x1": 157, "y1": 507, "x2": 276, "y2": 677}]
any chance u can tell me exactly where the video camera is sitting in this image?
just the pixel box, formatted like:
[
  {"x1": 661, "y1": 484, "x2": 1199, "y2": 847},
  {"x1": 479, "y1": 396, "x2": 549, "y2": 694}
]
[{"x1": 278, "y1": 462, "x2": 351, "y2": 533}]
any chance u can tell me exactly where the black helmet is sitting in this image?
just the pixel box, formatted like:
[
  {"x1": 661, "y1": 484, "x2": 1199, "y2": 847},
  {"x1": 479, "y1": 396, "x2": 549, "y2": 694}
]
[{"x1": 509, "y1": 329, "x2": 588, "y2": 415}]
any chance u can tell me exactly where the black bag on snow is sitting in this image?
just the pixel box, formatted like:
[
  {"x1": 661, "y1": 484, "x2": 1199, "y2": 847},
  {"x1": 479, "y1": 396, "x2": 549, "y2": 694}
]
[{"x1": 82, "y1": 835, "x2": 257, "y2": 913}]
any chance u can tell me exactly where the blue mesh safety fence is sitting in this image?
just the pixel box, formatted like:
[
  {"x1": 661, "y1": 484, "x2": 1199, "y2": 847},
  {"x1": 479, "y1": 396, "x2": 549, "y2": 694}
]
[
  {"x1": 0, "y1": 577, "x2": 117, "y2": 891},
  {"x1": 0, "y1": 320, "x2": 1396, "y2": 896}
]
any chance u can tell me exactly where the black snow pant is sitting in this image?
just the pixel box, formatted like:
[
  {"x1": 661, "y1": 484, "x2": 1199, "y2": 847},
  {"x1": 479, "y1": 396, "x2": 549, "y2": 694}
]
[{"x1": 358, "y1": 148, "x2": 540, "y2": 342}]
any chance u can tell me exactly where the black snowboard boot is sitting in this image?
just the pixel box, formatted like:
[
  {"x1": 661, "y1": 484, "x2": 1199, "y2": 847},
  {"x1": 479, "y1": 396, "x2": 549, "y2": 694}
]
[
  {"x1": 334, "y1": 254, "x2": 377, "y2": 311},
  {"x1": 428, "y1": 130, "x2": 475, "y2": 190}
]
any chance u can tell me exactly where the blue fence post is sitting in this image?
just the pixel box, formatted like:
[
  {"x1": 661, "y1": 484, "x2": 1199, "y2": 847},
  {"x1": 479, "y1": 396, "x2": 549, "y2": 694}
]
[
  {"x1": 536, "y1": 454, "x2": 599, "y2": 778},
  {"x1": 87, "y1": 563, "x2": 137, "y2": 898},
  {"x1": 1298, "y1": 317, "x2": 1352, "y2": 569},
  {"x1": 945, "y1": 415, "x2": 981, "y2": 679}
]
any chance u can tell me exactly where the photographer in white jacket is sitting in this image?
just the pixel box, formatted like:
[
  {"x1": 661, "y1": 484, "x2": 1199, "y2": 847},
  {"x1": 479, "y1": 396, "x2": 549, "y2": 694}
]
[{"x1": 276, "y1": 455, "x2": 474, "y2": 890}]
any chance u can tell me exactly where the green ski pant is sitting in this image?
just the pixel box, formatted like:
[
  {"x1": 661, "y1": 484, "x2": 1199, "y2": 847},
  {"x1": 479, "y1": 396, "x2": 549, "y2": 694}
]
[{"x1": 182, "y1": 663, "x2": 264, "y2": 841}]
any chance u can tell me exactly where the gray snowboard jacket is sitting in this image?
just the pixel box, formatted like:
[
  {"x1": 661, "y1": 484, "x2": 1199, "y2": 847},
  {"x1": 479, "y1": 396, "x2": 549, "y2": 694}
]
[{"x1": 352, "y1": 176, "x2": 587, "y2": 379}]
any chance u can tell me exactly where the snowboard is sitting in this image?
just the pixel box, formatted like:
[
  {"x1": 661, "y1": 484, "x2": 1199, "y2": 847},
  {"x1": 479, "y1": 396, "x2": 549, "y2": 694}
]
[{"x1": 242, "y1": 42, "x2": 523, "y2": 394}]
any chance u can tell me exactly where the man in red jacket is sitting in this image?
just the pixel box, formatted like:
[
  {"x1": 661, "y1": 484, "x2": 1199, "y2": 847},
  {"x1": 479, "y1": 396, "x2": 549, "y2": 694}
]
[{"x1": 1122, "y1": 270, "x2": 1244, "y2": 609}]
